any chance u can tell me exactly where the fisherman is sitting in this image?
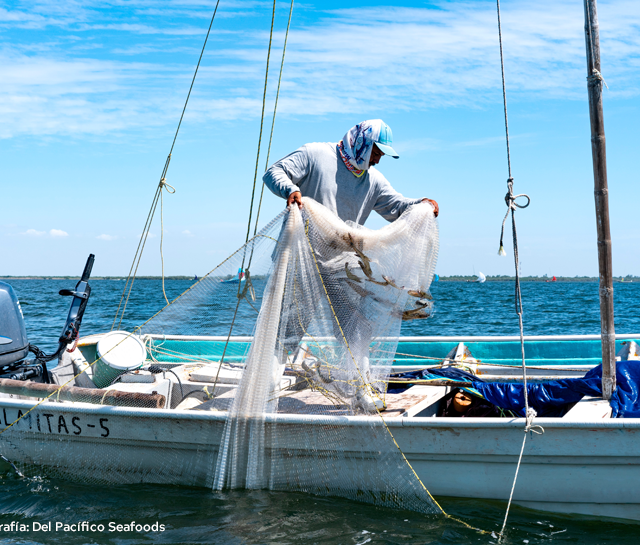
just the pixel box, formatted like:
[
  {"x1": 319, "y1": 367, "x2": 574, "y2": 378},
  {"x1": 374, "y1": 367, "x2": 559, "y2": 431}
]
[
  {"x1": 263, "y1": 120, "x2": 438, "y2": 413},
  {"x1": 263, "y1": 119, "x2": 438, "y2": 222}
]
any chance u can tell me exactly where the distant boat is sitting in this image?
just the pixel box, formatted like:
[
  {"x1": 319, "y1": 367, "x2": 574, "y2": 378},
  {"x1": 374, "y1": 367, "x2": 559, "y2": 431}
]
[
  {"x1": 475, "y1": 272, "x2": 486, "y2": 283},
  {"x1": 193, "y1": 275, "x2": 198, "y2": 281},
  {"x1": 223, "y1": 268, "x2": 246, "y2": 284},
  {"x1": 433, "y1": 274, "x2": 439, "y2": 282},
  {"x1": 546, "y1": 276, "x2": 557, "y2": 283}
]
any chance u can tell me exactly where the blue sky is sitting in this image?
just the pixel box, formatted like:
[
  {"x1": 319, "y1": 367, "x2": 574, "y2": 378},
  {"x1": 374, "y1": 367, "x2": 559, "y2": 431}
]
[{"x1": 1, "y1": 0, "x2": 639, "y2": 277}]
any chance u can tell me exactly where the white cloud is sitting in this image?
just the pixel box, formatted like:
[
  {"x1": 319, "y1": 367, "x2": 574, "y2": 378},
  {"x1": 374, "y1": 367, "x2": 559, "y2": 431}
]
[
  {"x1": 23, "y1": 228, "x2": 46, "y2": 236},
  {"x1": 0, "y1": 0, "x2": 638, "y2": 137},
  {"x1": 50, "y1": 229, "x2": 68, "y2": 237},
  {"x1": 96, "y1": 234, "x2": 116, "y2": 240},
  {"x1": 182, "y1": 229, "x2": 194, "y2": 236}
]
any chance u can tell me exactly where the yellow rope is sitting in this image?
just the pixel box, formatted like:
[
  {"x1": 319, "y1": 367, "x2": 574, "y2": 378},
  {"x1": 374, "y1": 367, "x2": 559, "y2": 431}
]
[
  {"x1": 242, "y1": 0, "x2": 278, "y2": 249},
  {"x1": 113, "y1": 182, "x2": 163, "y2": 330},
  {"x1": 0, "y1": 228, "x2": 271, "y2": 440},
  {"x1": 0, "y1": 332, "x2": 142, "y2": 438},
  {"x1": 112, "y1": 1, "x2": 221, "y2": 329},
  {"x1": 302, "y1": 216, "x2": 488, "y2": 533},
  {"x1": 302, "y1": 220, "x2": 439, "y2": 505},
  {"x1": 251, "y1": 0, "x2": 295, "y2": 238},
  {"x1": 160, "y1": 180, "x2": 176, "y2": 305},
  {"x1": 217, "y1": 0, "x2": 281, "y2": 391}
]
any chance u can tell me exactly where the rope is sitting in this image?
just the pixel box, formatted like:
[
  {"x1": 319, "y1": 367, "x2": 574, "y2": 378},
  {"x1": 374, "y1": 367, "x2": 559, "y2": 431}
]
[
  {"x1": 494, "y1": 1, "x2": 541, "y2": 541},
  {"x1": 584, "y1": 0, "x2": 609, "y2": 89},
  {"x1": 0, "y1": 454, "x2": 24, "y2": 478},
  {"x1": 0, "y1": 228, "x2": 268, "y2": 444},
  {"x1": 242, "y1": 0, "x2": 278, "y2": 249},
  {"x1": 302, "y1": 214, "x2": 487, "y2": 534},
  {"x1": 251, "y1": 0, "x2": 295, "y2": 240},
  {"x1": 215, "y1": 0, "x2": 290, "y2": 393},
  {"x1": 160, "y1": 181, "x2": 176, "y2": 305},
  {"x1": 112, "y1": 0, "x2": 221, "y2": 329}
]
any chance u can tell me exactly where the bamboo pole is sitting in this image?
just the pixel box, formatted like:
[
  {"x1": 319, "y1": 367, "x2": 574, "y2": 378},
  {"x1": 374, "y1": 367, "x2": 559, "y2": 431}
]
[
  {"x1": 0, "y1": 378, "x2": 166, "y2": 409},
  {"x1": 583, "y1": 0, "x2": 616, "y2": 399}
]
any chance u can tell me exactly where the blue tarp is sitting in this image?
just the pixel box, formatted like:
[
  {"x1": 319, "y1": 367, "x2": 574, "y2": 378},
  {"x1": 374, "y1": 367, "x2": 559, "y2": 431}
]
[
  {"x1": 473, "y1": 361, "x2": 640, "y2": 418},
  {"x1": 389, "y1": 367, "x2": 480, "y2": 394}
]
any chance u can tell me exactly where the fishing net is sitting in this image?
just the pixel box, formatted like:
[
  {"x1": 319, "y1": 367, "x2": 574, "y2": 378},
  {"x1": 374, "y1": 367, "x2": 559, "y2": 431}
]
[{"x1": 0, "y1": 197, "x2": 440, "y2": 513}]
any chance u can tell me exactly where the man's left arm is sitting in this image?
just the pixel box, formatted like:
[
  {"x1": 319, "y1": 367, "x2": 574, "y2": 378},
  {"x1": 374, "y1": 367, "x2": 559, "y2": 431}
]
[{"x1": 373, "y1": 176, "x2": 439, "y2": 221}]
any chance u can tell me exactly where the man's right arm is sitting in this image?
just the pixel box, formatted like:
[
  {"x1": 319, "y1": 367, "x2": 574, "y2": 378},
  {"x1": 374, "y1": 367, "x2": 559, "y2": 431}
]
[{"x1": 263, "y1": 146, "x2": 311, "y2": 206}]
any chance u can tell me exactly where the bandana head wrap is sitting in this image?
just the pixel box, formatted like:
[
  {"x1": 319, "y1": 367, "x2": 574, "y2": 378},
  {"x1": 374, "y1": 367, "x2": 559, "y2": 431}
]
[{"x1": 337, "y1": 119, "x2": 383, "y2": 177}]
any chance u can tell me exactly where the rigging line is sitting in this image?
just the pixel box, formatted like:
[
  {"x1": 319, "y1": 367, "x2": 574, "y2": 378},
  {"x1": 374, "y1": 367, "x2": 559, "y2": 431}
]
[
  {"x1": 112, "y1": 184, "x2": 162, "y2": 330},
  {"x1": 168, "y1": 0, "x2": 221, "y2": 159},
  {"x1": 302, "y1": 214, "x2": 488, "y2": 534},
  {"x1": 1, "y1": 229, "x2": 274, "y2": 439},
  {"x1": 215, "y1": 0, "x2": 280, "y2": 388},
  {"x1": 112, "y1": 0, "x2": 221, "y2": 328},
  {"x1": 116, "y1": 180, "x2": 175, "y2": 330},
  {"x1": 251, "y1": 0, "x2": 295, "y2": 241},
  {"x1": 115, "y1": 187, "x2": 163, "y2": 330},
  {"x1": 495, "y1": 0, "x2": 538, "y2": 541},
  {"x1": 160, "y1": 181, "x2": 177, "y2": 305},
  {"x1": 242, "y1": 0, "x2": 278, "y2": 250},
  {"x1": 496, "y1": 0, "x2": 511, "y2": 179}
]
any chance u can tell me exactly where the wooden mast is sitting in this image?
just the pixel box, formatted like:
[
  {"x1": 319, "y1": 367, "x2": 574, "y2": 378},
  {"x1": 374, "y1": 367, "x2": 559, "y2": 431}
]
[{"x1": 583, "y1": 0, "x2": 615, "y2": 399}]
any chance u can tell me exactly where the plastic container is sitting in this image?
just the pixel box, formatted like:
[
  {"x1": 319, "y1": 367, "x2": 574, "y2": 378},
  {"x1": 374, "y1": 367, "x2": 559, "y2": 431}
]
[{"x1": 94, "y1": 331, "x2": 146, "y2": 388}]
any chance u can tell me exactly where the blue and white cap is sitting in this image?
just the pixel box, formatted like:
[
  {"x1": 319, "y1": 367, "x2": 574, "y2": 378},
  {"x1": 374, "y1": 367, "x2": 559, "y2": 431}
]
[{"x1": 375, "y1": 121, "x2": 399, "y2": 158}]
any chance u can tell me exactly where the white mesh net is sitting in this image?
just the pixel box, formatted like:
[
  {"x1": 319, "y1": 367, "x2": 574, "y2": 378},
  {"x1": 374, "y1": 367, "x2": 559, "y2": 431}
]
[{"x1": 1, "y1": 197, "x2": 440, "y2": 513}]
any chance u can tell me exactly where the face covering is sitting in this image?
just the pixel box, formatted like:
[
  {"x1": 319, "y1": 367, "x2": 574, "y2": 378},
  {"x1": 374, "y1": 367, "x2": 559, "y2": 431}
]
[{"x1": 337, "y1": 119, "x2": 383, "y2": 177}]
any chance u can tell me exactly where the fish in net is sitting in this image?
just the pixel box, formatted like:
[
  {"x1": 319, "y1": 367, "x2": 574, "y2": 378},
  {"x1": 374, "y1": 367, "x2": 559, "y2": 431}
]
[
  {"x1": 1, "y1": 197, "x2": 440, "y2": 514},
  {"x1": 210, "y1": 197, "x2": 440, "y2": 511}
]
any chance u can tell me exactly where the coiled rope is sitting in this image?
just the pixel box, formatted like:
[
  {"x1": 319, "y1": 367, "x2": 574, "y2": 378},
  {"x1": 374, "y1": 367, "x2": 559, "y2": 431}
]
[
  {"x1": 112, "y1": 0, "x2": 221, "y2": 330},
  {"x1": 494, "y1": 1, "x2": 540, "y2": 541}
]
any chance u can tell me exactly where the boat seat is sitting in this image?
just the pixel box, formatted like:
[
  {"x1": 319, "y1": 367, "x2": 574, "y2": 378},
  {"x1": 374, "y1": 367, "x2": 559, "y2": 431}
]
[
  {"x1": 617, "y1": 340, "x2": 640, "y2": 361},
  {"x1": 563, "y1": 396, "x2": 612, "y2": 420}
]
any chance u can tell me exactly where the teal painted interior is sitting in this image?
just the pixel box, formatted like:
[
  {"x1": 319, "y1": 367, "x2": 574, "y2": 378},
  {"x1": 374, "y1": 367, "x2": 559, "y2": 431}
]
[{"x1": 144, "y1": 338, "x2": 639, "y2": 368}]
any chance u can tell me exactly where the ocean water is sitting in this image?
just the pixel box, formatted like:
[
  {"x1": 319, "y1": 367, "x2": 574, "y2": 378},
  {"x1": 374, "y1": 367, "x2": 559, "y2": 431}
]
[{"x1": 2, "y1": 278, "x2": 640, "y2": 544}]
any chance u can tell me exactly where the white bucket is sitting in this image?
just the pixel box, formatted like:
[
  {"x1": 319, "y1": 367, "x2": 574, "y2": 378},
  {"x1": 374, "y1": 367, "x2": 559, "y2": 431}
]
[{"x1": 94, "y1": 331, "x2": 146, "y2": 388}]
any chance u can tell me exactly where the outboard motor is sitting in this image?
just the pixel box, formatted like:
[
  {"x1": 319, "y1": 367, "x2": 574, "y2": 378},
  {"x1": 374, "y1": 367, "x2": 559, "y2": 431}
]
[
  {"x1": 0, "y1": 283, "x2": 29, "y2": 368},
  {"x1": 57, "y1": 254, "x2": 94, "y2": 351},
  {"x1": 0, "y1": 254, "x2": 95, "y2": 383}
]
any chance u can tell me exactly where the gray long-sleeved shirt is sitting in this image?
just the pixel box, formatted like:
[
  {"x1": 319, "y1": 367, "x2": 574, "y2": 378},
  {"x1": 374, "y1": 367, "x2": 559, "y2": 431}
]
[{"x1": 263, "y1": 142, "x2": 421, "y2": 225}]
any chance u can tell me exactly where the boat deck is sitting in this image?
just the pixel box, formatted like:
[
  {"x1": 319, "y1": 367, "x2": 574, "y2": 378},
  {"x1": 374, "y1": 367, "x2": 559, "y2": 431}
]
[{"x1": 189, "y1": 383, "x2": 448, "y2": 418}]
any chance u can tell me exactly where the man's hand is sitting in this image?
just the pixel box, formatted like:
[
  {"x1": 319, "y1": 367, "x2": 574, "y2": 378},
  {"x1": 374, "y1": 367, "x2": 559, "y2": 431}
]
[
  {"x1": 287, "y1": 191, "x2": 303, "y2": 208},
  {"x1": 421, "y1": 198, "x2": 439, "y2": 217}
]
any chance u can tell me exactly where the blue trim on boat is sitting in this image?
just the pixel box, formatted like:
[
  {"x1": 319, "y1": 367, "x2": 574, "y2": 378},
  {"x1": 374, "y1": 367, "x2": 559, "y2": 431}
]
[{"x1": 143, "y1": 337, "x2": 640, "y2": 368}]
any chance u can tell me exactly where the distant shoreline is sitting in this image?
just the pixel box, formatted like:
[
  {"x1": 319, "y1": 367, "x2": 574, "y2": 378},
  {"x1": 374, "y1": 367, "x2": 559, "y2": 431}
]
[{"x1": 1, "y1": 275, "x2": 638, "y2": 282}]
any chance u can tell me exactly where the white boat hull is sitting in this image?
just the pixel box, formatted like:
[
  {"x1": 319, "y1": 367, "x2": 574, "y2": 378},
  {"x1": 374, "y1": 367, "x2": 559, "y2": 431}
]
[{"x1": 2, "y1": 398, "x2": 639, "y2": 520}]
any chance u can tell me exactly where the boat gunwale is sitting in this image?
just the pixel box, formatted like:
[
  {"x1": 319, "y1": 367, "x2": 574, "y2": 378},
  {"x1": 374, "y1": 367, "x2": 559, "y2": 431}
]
[
  {"x1": 1, "y1": 398, "x2": 638, "y2": 429},
  {"x1": 141, "y1": 333, "x2": 640, "y2": 343}
]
